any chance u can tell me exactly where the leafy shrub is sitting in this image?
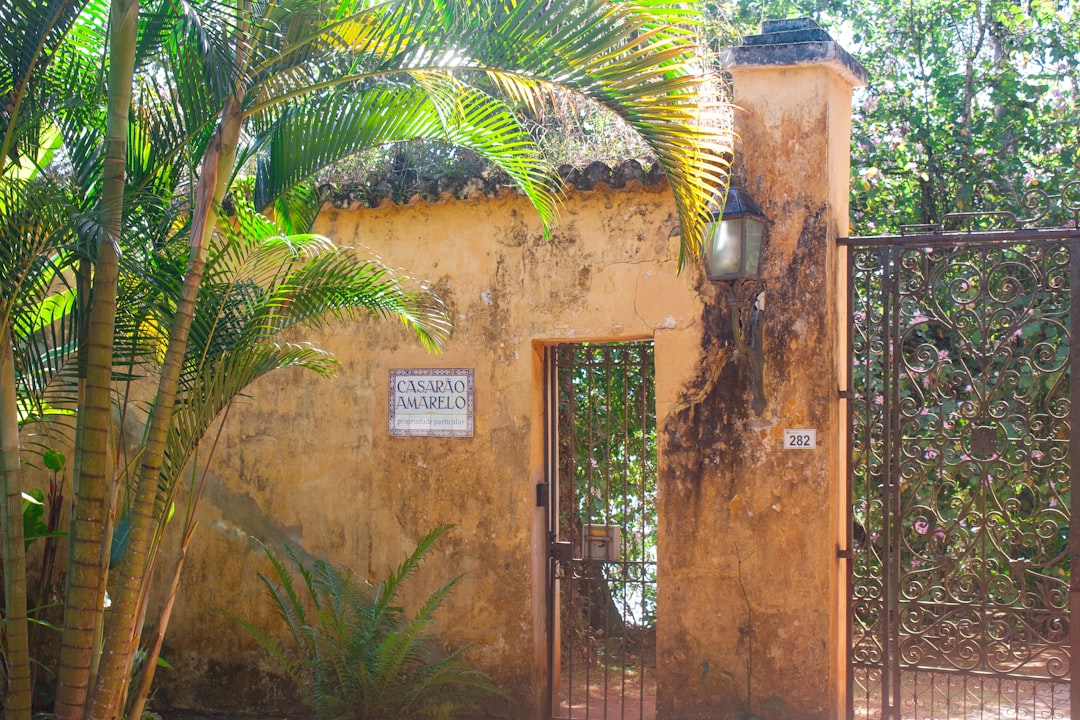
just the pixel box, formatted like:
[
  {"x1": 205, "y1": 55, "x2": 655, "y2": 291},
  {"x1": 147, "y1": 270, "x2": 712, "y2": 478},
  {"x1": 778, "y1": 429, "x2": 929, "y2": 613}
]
[{"x1": 234, "y1": 524, "x2": 500, "y2": 720}]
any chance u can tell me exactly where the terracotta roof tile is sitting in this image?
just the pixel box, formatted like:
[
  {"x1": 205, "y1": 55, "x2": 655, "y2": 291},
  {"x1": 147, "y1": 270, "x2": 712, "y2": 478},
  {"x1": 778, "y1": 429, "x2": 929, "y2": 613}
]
[{"x1": 319, "y1": 159, "x2": 667, "y2": 209}]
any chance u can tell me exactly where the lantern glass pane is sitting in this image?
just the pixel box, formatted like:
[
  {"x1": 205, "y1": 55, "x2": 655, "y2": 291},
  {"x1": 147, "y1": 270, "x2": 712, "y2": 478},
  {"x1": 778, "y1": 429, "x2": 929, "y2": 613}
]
[
  {"x1": 744, "y1": 220, "x2": 764, "y2": 276},
  {"x1": 707, "y1": 219, "x2": 742, "y2": 278}
]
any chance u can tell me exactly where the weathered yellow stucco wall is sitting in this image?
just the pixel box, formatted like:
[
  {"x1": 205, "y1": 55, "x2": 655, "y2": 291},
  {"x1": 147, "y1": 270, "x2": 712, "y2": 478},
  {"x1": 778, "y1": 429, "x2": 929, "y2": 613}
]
[
  {"x1": 655, "y1": 53, "x2": 862, "y2": 719},
  {"x1": 155, "y1": 20, "x2": 866, "y2": 720},
  {"x1": 156, "y1": 182, "x2": 709, "y2": 716}
]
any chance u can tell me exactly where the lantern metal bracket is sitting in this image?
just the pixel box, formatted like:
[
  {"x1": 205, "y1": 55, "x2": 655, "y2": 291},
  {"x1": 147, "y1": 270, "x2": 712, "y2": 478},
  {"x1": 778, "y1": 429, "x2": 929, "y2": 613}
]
[
  {"x1": 703, "y1": 186, "x2": 769, "y2": 416},
  {"x1": 722, "y1": 278, "x2": 767, "y2": 416}
]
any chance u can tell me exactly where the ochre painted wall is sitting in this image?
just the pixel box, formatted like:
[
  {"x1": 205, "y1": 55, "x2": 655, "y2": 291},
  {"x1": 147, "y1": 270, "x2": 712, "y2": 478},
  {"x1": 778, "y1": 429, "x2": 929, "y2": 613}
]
[
  {"x1": 656, "y1": 58, "x2": 860, "y2": 720},
  {"x1": 154, "y1": 34, "x2": 863, "y2": 720},
  {"x1": 155, "y1": 182, "x2": 710, "y2": 717}
]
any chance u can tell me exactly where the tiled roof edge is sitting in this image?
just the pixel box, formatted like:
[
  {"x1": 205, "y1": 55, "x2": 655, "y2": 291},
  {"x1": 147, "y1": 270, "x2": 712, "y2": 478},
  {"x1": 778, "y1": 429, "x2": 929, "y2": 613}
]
[{"x1": 319, "y1": 158, "x2": 668, "y2": 209}]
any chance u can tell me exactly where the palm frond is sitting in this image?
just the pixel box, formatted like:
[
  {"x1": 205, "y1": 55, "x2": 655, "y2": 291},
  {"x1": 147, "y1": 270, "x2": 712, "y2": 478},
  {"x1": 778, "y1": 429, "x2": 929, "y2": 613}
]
[
  {"x1": 58, "y1": 113, "x2": 103, "y2": 195},
  {"x1": 0, "y1": 0, "x2": 107, "y2": 167},
  {"x1": 166, "y1": 0, "x2": 248, "y2": 107},
  {"x1": 272, "y1": 181, "x2": 321, "y2": 235},
  {"x1": 0, "y1": 178, "x2": 82, "y2": 421},
  {"x1": 13, "y1": 282, "x2": 82, "y2": 432},
  {"x1": 224, "y1": 609, "x2": 308, "y2": 684},
  {"x1": 225, "y1": 544, "x2": 318, "y2": 685},
  {"x1": 242, "y1": 0, "x2": 728, "y2": 262},
  {"x1": 370, "y1": 524, "x2": 452, "y2": 625},
  {"x1": 128, "y1": 75, "x2": 189, "y2": 201},
  {"x1": 253, "y1": 80, "x2": 558, "y2": 227},
  {"x1": 159, "y1": 340, "x2": 339, "y2": 501},
  {"x1": 412, "y1": 72, "x2": 559, "y2": 224},
  {"x1": 371, "y1": 572, "x2": 462, "y2": 689},
  {"x1": 427, "y1": 0, "x2": 732, "y2": 263},
  {"x1": 173, "y1": 193, "x2": 448, "y2": 397},
  {"x1": 250, "y1": 84, "x2": 446, "y2": 208}
]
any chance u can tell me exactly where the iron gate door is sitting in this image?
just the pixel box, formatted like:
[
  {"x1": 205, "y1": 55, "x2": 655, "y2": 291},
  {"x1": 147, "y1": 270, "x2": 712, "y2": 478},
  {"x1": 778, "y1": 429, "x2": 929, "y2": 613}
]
[
  {"x1": 847, "y1": 233, "x2": 1080, "y2": 720},
  {"x1": 545, "y1": 342, "x2": 657, "y2": 720}
]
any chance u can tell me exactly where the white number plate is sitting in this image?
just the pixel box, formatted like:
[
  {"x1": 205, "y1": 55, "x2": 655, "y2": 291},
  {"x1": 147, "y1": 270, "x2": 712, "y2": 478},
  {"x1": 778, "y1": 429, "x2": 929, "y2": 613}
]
[{"x1": 783, "y1": 429, "x2": 817, "y2": 449}]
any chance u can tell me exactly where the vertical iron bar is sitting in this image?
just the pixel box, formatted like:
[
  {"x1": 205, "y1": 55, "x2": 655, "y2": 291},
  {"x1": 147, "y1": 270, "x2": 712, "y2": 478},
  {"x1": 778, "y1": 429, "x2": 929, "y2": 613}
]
[
  {"x1": 619, "y1": 346, "x2": 628, "y2": 720},
  {"x1": 883, "y1": 244, "x2": 899, "y2": 720},
  {"x1": 596, "y1": 345, "x2": 604, "y2": 716},
  {"x1": 626, "y1": 347, "x2": 634, "y2": 719},
  {"x1": 581, "y1": 345, "x2": 593, "y2": 720},
  {"x1": 566, "y1": 346, "x2": 579, "y2": 720},
  {"x1": 545, "y1": 346, "x2": 557, "y2": 720},
  {"x1": 644, "y1": 344, "x2": 653, "y2": 720},
  {"x1": 638, "y1": 346, "x2": 645, "y2": 720},
  {"x1": 846, "y1": 243, "x2": 856, "y2": 720},
  {"x1": 1069, "y1": 236, "x2": 1079, "y2": 719},
  {"x1": 604, "y1": 345, "x2": 613, "y2": 716}
]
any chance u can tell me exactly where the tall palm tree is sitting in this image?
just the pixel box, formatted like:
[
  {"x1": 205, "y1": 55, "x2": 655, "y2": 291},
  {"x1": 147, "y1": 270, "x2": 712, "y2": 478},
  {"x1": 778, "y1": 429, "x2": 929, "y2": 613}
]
[
  {"x1": 0, "y1": 179, "x2": 82, "y2": 720},
  {"x1": 0, "y1": 1, "x2": 111, "y2": 716},
  {"x1": 114, "y1": 185, "x2": 453, "y2": 718},
  {"x1": 51, "y1": 0, "x2": 139, "y2": 711},
  {"x1": 3, "y1": 0, "x2": 732, "y2": 716}
]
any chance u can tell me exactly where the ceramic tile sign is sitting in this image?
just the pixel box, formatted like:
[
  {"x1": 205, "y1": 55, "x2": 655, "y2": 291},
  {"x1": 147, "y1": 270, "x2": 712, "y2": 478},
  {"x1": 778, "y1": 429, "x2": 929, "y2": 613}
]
[{"x1": 389, "y1": 368, "x2": 474, "y2": 437}]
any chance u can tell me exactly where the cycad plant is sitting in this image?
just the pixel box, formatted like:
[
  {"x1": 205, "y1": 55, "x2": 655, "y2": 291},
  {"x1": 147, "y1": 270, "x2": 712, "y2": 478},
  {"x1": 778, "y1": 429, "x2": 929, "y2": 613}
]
[{"x1": 237, "y1": 524, "x2": 499, "y2": 720}]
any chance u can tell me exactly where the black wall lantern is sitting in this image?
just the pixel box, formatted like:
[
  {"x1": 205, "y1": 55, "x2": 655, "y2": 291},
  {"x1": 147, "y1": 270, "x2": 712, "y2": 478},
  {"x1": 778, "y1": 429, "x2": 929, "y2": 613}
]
[
  {"x1": 704, "y1": 187, "x2": 767, "y2": 281},
  {"x1": 704, "y1": 187, "x2": 769, "y2": 415}
]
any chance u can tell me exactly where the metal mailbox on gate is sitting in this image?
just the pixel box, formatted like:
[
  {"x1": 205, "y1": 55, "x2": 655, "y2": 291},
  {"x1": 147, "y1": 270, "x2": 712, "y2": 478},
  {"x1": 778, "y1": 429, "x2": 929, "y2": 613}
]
[{"x1": 581, "y1": 524, "x2": 621, "y2": 562}]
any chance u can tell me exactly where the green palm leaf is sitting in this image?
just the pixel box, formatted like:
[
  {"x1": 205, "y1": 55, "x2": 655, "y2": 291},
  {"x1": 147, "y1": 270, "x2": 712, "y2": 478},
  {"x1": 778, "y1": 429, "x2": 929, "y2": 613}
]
[
  {"x1": 144, "y1": 195, "x2": 450, "y2": 516},
  {"x1": 181, "y1": 192, "x2": 450, "y2": 383},
  {"x1": 158, "y1": 340, "x2": 340, "y2": 508},
  {"x1": 272, "y1": 181, "x2": 322, "y2": 235},
  {"x1": 0, "y1": 180, "x2": 81, "y2": 435},
  {"x1": 252, "y1": 81, "x2": 556, "y2": 227},
  {"x1": 0, "y1": 0, "x2": 108, "y2": 168}
]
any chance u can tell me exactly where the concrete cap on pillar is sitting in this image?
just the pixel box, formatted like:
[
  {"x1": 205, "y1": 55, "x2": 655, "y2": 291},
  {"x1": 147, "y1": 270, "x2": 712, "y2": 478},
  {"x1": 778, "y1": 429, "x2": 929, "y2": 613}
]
[{"x1": 720, "y1": 17, "x2": 868, "y2": 88}]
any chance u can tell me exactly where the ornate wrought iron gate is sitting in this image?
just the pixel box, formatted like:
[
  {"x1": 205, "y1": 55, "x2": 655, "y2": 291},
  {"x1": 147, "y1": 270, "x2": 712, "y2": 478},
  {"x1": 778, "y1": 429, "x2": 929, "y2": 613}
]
[
  {"x1": 544, "y1": 342, "x2": 657, "y2": 720},
  {"x1": 846, "y1": 226, "x2": 1080, "y2": 720}
]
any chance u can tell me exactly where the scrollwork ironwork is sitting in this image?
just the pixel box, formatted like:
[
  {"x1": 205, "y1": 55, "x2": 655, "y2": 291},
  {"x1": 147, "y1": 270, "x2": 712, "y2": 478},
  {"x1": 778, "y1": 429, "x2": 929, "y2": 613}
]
[
  {"x1": 895, "y1": 180, "x2": 1080, "y2": 234},
  {"x1": 1022, "y1": 180, "x2": 1080, "y2": 228},
  {"x1": 849, "y1": 236, "x2": 1074, "y2": 719}
]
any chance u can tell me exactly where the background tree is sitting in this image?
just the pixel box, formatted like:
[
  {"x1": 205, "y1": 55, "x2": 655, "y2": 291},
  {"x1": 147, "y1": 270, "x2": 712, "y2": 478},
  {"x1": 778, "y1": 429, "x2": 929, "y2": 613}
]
[
  {"x1": 714, "y1": 0, "x2": 1079, "y2": 233},
  {"x1": 842, "y1": 0, "x2": 1079, "y2": 232}
]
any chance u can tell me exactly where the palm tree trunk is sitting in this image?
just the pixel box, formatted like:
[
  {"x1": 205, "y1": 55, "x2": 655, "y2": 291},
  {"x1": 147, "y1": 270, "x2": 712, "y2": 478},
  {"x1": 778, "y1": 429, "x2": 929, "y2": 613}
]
[
  {"x1": 53, "y1": 0, "x2": 138, "y2": 716},
  {"x1": 125, "y1": 525, "x2": 194, "y2": 720},
  {"x1": 54, "y1": 187, "x2": 121, "y2": 720},
  {"x1": 87, "y1": 98, "x2": 243, "y2": 720},
  {"x1": 0, "y1": 330, "x2": 33, "y2": 720}
]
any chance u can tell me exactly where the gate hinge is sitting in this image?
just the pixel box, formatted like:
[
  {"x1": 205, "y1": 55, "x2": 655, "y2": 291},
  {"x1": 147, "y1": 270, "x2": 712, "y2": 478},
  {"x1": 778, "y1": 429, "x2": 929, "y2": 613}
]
[
  {"x1": 535, "y1": 483, "x2": 549, "y2": 507},
  {"x1": 838, "y1": 389, "x2": 852, "y2": 400},
  {"x1": 837, "y1": 548, "x2": 854, "y2": 560}
]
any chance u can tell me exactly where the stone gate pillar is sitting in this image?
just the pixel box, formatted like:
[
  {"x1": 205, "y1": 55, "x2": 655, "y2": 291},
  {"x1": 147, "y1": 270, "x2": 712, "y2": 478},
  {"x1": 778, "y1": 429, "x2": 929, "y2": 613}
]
[{"x1": 657, "y1": 19, "x2": 866, "y2": 720}]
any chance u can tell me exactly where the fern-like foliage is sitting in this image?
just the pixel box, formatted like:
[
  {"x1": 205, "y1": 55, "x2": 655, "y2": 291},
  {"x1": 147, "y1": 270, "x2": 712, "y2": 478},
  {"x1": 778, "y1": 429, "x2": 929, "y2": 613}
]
[{"x1": 234, "y1": 524, "x2": 500, "y2": 720}]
